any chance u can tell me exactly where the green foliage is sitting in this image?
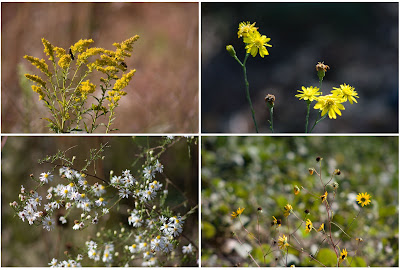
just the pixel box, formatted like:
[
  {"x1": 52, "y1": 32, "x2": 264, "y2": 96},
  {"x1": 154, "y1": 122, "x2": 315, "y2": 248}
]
[{"x1": 202, "y1": 136, "x2": 398, "y2": 267}]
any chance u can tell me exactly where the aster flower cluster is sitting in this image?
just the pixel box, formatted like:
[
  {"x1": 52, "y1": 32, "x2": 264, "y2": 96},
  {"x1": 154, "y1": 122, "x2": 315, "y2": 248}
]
[
  {"x1": 48, "y1": 256, "x2": 83, "y2": 267},
  {"x1": 23, "y1": 36, "x2": 139, "y2": 133}
]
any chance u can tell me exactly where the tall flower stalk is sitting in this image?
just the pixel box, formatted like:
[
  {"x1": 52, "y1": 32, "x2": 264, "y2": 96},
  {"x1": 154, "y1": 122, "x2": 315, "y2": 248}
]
[{"x1": 226, "y1": 21, "x2": 272, "y2": 133}]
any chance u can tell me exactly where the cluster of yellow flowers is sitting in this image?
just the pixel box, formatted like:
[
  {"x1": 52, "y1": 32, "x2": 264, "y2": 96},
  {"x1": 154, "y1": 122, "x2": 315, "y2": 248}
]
[
  {"x1": 23, "y1": 35, "x2": 139, "y2": 133},
  {"x1": 296, "y1": 83, "x2": 358, "y2": 119},
  {"x1": 237, "y1": 21, "x2": 272, "y2": 58}
]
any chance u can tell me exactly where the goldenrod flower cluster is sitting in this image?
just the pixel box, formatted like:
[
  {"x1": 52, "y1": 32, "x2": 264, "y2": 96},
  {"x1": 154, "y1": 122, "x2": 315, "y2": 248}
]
[
  {"x1": 23, "y1": 55, "x2": 51, "y2": 76},
  {"x1": 23, "y1": 35, "x2": 139, "y2": 133}
]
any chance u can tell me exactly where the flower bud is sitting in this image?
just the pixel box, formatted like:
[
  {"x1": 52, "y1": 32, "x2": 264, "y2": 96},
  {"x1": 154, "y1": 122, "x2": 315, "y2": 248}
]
[
  {"x1": 334, "y1": 169, "x2": 341, "y2": 175},
  {"x1": 308, "y1": 168, "x2": 314, "y2": 175},
  {"x1": 316, "y1": 61, "x2": 329, "y2": 82},
  {"x1": 316, "y1": 156, "x2": 322, "y2": 162},
  {"x1": 226, "y1": 45, "x2": 236, "y2": 57},
  {"x1": 265, "y1": 94, "x2": 275, "y2": 107}
]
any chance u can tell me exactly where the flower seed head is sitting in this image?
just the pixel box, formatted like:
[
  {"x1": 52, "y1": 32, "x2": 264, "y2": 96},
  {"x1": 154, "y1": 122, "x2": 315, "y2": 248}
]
[{"x1": 316, "y1": 156, "x2": 322, "y2": 162}]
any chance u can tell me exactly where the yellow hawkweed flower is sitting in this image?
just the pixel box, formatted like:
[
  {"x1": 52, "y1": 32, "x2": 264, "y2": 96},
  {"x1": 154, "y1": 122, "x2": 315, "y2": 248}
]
[
  {"x1": 356, "y1": 192, "x2": 371, "y2": 207},
  {"x1": 278, "y1": 234, "x2": 289, "y2": 250},
  {"x1": 331, "y1": 84, "x2": 358, "y2": 104},
  {"x1": 295, "y1": 86, "x2": 321, "y2": 102},
  {"x1": 25, "y1": 74, "x2": 46, "y2": 88},
  {"x1": 313, "y1": 94, "x2": 346, "y2": 119},
  {"x1": 42, "y1": 38, "x2": 54, "y2": 61},
  {"x1": 284, "y1": 204, "x2": 293, "y2": 217},
  {"x1": 320, "y1": 191, "x2": 328, "y2": 203},
  {"x1": 23, "y1": 55, "x2": 52, "y2": 76},
  {"x1": 237, "y1": 21, "x2": 258, "y2": 38},
  {"x1": 305, "y1": 219, "x2": 313, "y2": 233},
  {"x1": 294, "y1": 185, "x2": 300, "y2": 195},
  {"x1": 113, "y1": 69, "x2": 136, "y2": 91},
  {"x1": 58, "y1": 54, "x2": 72, "y2": 69},
  {"x1": 271, "y1": 216, "x2": 281, "y2": 228},
  {"x1": 318, "y1": 223, "x2": 325, "y2": 232},
  {"x1": 339, "y1": 248, "x2": 348, "y2": 263},
  {"x1": 231, "y1": 207, "x2": 245, "y2": 219},
  {"x1": 243, "y1": 30, "x2": 272, "y2": 58}
]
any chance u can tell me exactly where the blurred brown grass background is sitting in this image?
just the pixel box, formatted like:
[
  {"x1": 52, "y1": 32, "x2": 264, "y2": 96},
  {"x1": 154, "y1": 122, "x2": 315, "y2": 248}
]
[{"x1": 2, "y1": 3, "x2": 199, "y2": 133}]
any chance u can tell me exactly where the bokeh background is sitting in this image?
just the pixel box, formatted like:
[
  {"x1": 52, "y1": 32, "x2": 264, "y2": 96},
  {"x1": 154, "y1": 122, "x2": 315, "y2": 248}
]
[
  {"x1": 2, "y1": 2, "x2": 198, "y2": 133},
  {"x1": 202, "y1": 136, "x2": 398, "y2": 266},
  {"x1": 2, "y1": 136, "x2": 198, "y2": 266},
  {"x1": 202, "y1": 3, "x2": 398, "y2": 133}
]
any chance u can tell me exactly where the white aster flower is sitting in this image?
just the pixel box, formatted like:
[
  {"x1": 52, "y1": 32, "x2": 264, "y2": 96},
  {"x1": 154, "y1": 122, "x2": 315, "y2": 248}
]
[
  {"x1": 39, "y1": 172, "x2": 54, "y2": 183},
  {"x1": 182, "y1": 243, "x2": 194, "y2": 254}
]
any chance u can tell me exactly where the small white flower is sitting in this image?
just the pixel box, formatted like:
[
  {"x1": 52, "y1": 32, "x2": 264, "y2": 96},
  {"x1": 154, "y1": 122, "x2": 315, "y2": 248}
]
[
  {"x1": 139, "y1": 242, "x2": 148, "y2": 251},
  {"x1": 49, "y1": 258, "x2": 58, "y2": 267},
  {"x1": 46, "y1": 193, "x2": 52, "y2": 200},
  {"x1": 119, "y1": 188, "x2": 131, "y2": 199},
  {"x1": 39, "y1": 172, "x2": 54, "y2": 183},
  {"x1": 59, "y1": 216, "x2": 67, "y2": 224},
  {"x1": 102, "y1": 208, "x2": 109, "y2": 215},
  {"x1": 20, "y1": 185, "x2": 25, "y2": 194},
  {"x1": 182, "y1": 243, "x2": 194, "y2": 254},
  {"x1": 129, "y1": 244, "x2": 138, "y2": 253},
  {"x1": 154, "y1": 160, "x2": 164, "y2": 173},
  {"x1": 76, "y1": 254, "x2": 83, "y2": 261},
  {"x1": 162, "y1": 242, "x2": 174, "y2": 253},
  {"x1": 143, "y1": 251, "x2": 152, "y2": 260},
  {"x1": 95, "y1": 197, "x2": 106, "y2": 207},
  {"x1": 42, "y1": 216, "x2": 55, "y2": 231},
  {"x1": 143, "y1": 166, "x2": 155, "y2": 180}
]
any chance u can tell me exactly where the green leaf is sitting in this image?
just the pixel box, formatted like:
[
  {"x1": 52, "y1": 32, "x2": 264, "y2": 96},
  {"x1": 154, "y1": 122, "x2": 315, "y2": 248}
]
[
  {"x1": 349, "y1": 256, "x2": 367, "y2": 267},
  {"x1": 251, "y1": 244, "x2": 272, "y2": 265},
  {"x1": 315, "y1": 248, "x2": 337, "y2": 267},
  {"x1": 201, "y1": 221, "x2": 216, "y2": 240}
]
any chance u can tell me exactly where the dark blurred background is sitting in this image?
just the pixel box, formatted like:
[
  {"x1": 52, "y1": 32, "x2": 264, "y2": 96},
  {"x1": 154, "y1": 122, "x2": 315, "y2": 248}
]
[
  {"x1": 202, "y1": 3, "x2": 398, "y2": 133},
  {"x1": 2, "y1": 3, "x2": 198, "y2": 133},
  {"x1": 2, "y1": 136, "x2": 198, "y2": 266},
  {"x1": 202, "y1": 136, "x2": 398, "y2": 266}
]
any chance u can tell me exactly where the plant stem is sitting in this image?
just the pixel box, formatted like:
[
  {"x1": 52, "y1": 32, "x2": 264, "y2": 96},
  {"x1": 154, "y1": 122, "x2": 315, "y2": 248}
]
[
  {"x1": 268, "y1": 106, "x2": 274, "y2": 133},
  {"x1": 242, "y1": 53, "x2": 259, "y2": 133},
  {"x1": 309, "y1": 114, "x2": 327, "y2": 133},
  {"x1": 305, "y1": 101, "x2": 311, "y2": 133}
]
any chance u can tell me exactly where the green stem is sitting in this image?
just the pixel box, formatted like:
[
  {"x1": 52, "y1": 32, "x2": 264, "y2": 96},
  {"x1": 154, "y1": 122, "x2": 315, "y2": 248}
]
[
  {"x1": 305, "y1": 101, "x2": 311, "y2": 133},
  {"x1": 309, "y1": 114, "x2": 327, "y2": 133},
  {"x1": 242, "y1": 53, "x2": 259, "y2": 133},
  {"x1": 268, "y1": 105, "x2": 274, "y2": 133}
]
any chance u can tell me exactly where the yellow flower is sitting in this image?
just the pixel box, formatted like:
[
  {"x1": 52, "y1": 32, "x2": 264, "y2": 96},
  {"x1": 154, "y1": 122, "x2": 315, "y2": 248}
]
[
  {"x1": 54, "y1": 47, "x2": 66, "y2": 58},
  {"x1": 278, "y1": 234, "x2": 289, "y2": 250},
  {"x1": 113, "y1": 69, "x2": 136, "y2": 91},
  {"x1": 78, "y1": 80, "x2": 96, "y2": 94},
  {"x1": 339, "y1": 248, "x2": 348, "y2": 263},
  {"x1": 243, "y1": 30, "x2": 272, "y2": 58},
  {"x1": 237, "y1": 21, "x2": 258, "y2": 38},
  {"x1": 356, "y1": 192, "x2": 371, "y2": 207},
  {"x1": 42, "y1": 38, "x2": 54, "y2": 61},
  {"x1": 23, "y1": 55, "x2": 52, "y2": 76},
  {"x1": 25, "y1": 74, "x2": 46, "y2": 88},
  {"x1": 71, "y1": 39, "x2": 94, "y2": 53},
  {"x1": 318, "y1": 223, "x2": 325, "y2": 232},
  {"x1": 231, "y1": 207, "x2": 245, "y2": 219},
  {"x1": 295, "y1": 86, "x2": 321, "y2": 102},
  {"x1": 308, "y1": 168, "x2": 314, "y2": 175},
  {"x1": 77, "y1": 47, "x2": 104, "y2": 66},
  {"x1": 331, "y1": 84, "x2": 358, "y2": 104},
  {"x1": 293, "y1": 185, "x2": 300, "y2": 195},
  {"x1": 31, "y1": 85, "x2": 45, "y2": 100},
  {"x1": 313, "y1": 94, "x2": 346, "y2": 119},
  {"x1": 271, "y1": 216, "x2": 281, "y2": 228},
  {"x1": 305, "y1": 219, "x2": 313, "y2": 233},
  {"x1": 284, "y1": 204, "x2": 293, "y2": 217},
  {"x1": 113, "y1": 35, "x2": 140, "y2": 58},
  {"x1": 320, "y1": 191, "x2": 328, "y2": 203},
  {"x1": 58, "y1": 54, "x2": 72, "y2": 69}
]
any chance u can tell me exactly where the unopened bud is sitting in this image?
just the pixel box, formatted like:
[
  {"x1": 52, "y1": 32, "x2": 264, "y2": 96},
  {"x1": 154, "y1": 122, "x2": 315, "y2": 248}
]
[
  {"x1": 265, "y1": 94, "x2": 275, "y2": 107},
  {"x1": 226, "y1": 45, "x2": 236, "y2": 57}
]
